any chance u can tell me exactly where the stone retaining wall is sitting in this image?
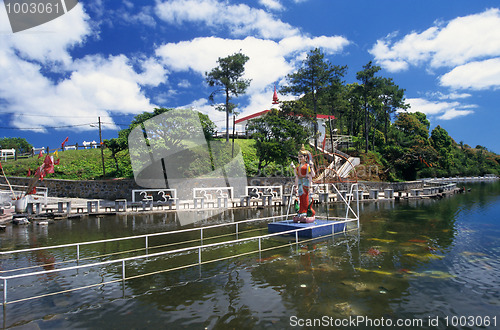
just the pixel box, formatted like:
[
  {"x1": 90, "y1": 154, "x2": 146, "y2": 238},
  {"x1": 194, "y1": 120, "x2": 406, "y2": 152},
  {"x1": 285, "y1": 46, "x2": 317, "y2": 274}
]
[
  {"x1": 0, "y1": 176, "x2": 463, "y2": 201},
  {"x1": 0, "y1": 177, "x2": 141, "y2": 200}
]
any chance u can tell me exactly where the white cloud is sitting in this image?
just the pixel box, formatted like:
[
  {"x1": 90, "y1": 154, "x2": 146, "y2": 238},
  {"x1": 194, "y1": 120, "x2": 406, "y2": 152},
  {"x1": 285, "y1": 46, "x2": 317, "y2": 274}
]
[
  {"x1": 137, "y1": 57, "x2": 169, "y2": 86},
  {"x1": 156, "y1": 35, "x2": 349, "y2": 93},
  {"x1": 118, "y1": 4, "x2": 156, "y2": 27},
  {"x1": 434, "y1": 91, "x2": 472, "y2": 100},
  {"x1": 0, "y1": 3, "x2": 163, "y2": 131},
  {"x1": 259, "y1": 0, "x2": 284, "y2": 11},
  {"x1": 155, "y1": 0, "x2": 300, "y2": 39},
  {"x1": 155, "y1": 34, "x2": 349, "y2": 128},
  {"x1": 370, "y1": 8, "x2": 500, "y2": 72},
  {"x1": 437, "y1": 108, "x2": 474, "y2": 120},
  {"x1": 0, "y1": 52, "x2": 161, "y2": 131},
  {"x1": 177, "y1": 79, "x2": 191, "y2": 88},
  {"x1": 0, "y1": 3, "x2": 91, "y2": 65},
  {"x1": 406, "y1": 98, "x2": 475, "y2": 120},
  {"x1": 439, "y1": 58, "x2": 500, "y2": 90}
]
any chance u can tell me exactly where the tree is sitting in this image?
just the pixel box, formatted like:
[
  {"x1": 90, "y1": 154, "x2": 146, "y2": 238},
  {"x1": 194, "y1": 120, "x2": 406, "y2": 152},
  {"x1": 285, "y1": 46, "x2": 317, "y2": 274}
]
[
  {"x1": 205, "y1": 52, "x2": 251, "y2": 142},
  {"x1": 281, "y1": 48, "x2": 346, "y2": 149},
  {"x1": 378, "y1": 78, "x2": 408, "y2": 143},
  {"x1": 105, "y1": 137, "x2": 126, "y2": 174},
  {"x1": 388, "y1": 112, "x2": 438, "y2": 180},
  {"x1": 247, "y1": 108, "x2": 311, "y2": 172},
  {"x1": 105, "y1": 108, "x2": 216, "y2": 175},
  {"x1": 356, "y1": 61, "x2": 382, "y2": 153},
  {"x1": 0, "y1": 137, "x2": 33, "y2": 155},
  {"x1": 430, "y1": 125, "x2": 455, "y2": 169}
]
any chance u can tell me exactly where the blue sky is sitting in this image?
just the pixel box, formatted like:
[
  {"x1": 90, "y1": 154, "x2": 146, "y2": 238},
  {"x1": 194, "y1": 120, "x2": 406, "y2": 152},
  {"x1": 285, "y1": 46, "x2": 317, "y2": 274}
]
[{"x1": 1, "y1": 0, "x2": 499, "y2": 153}]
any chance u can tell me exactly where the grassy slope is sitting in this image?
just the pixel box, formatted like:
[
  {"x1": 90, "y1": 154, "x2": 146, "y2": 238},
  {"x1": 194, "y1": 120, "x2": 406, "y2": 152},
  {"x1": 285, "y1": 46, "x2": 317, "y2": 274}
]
[
  {"x1": 1, "y1": 139, "x2": 258, "y2": 180},
  {"x1": 2, "y1": 140, "x2": 496, "y2": 181}
]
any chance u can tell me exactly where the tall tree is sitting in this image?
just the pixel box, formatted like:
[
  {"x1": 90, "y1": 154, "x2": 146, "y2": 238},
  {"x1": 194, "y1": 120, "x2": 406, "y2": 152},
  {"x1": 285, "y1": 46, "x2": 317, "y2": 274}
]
[
  {"x1": 378, "y1": 77, "x2": 408, "y2": 143},
  {"x1": 356, "y1": 61, "x2": 382, "y2": 153},
  {"x1": 205, "y1": 52, "x2": 251, "y2": 142},
  {"x1": 281, "y1": 48, "x2": 346, "y2": 149}
]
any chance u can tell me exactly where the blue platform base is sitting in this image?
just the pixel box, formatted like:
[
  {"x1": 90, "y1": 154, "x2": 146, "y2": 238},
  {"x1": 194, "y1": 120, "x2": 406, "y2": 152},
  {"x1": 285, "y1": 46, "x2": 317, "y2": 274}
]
[{"x1": 268, "y1": 219, "x2": 346, "y2": 239}]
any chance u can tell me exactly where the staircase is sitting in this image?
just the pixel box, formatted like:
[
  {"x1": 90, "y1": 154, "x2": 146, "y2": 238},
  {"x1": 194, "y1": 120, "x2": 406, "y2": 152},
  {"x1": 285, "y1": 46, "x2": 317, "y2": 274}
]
[{"x1": 310, "y1": 135, "x2": 360, "y2": 181}]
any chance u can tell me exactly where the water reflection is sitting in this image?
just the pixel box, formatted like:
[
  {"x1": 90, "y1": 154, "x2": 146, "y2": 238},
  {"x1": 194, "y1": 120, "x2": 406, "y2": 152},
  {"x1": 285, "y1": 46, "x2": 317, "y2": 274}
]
[{"x1": 1, "y1": 182, "x2": 499, "y2": 329}]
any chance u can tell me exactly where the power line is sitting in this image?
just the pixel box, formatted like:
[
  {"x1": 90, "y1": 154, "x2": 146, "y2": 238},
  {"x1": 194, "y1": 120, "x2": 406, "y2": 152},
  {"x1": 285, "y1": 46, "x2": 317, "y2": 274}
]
[
  {"x1": 0, "y1": 123, "x2": 98, "y2": 130},
  {"x1": 0, "y1": 111, "x2": 139, "y2": 118}
]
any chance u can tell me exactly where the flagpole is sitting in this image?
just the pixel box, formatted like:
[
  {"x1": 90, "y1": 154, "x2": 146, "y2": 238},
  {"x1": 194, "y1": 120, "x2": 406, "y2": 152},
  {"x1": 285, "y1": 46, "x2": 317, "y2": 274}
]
[{"x1": 0, "y1": 163, "x2": 17, "y2": 199}]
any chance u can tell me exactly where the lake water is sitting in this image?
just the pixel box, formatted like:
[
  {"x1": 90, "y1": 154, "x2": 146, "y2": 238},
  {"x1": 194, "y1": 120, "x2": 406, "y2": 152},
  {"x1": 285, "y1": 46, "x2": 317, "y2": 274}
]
[{"x1": 1, "y1": 182, "x2": 499, "y2": 329}]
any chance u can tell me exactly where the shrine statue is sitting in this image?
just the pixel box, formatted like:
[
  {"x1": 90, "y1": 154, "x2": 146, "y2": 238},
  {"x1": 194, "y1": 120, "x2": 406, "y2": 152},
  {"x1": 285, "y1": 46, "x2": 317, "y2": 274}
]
[{"x1": 292, "y1": 145, "x2": 316, "y2": 223}]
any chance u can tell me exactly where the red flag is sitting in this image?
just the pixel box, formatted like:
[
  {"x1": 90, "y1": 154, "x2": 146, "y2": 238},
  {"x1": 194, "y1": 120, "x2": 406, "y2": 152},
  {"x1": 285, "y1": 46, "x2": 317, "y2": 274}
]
[
  {"x1": 43, "y1": 155, "x2": 54, "y2": 175},
  {"x1": 0, "y1": 160, "x2": 2, "y2": 170},
  {"x1": 54, "y1": 159, "x2": 60, "y2": 165},
  {"x1": 27, "y1": 168, "x2": 31, "y2": 177},
  {"x1": 61, "y1": 137, "x2": 69, "y2": 148},
  {"x1": 38, "y1": 150, "x2": 43, "y2": 159}
]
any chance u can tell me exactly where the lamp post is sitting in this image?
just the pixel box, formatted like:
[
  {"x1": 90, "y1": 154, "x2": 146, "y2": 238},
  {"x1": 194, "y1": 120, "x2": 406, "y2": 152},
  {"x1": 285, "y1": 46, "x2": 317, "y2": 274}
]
[
  {"x1": 91, "y1": 118, "x2": 106, "y2": 178},
  {"x1": 99, "y1": 117, "x2": 105, "y2": 177}
]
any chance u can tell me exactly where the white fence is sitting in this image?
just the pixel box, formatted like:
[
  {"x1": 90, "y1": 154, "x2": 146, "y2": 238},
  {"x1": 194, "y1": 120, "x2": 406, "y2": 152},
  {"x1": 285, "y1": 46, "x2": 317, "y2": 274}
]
[{"x1": 1, "y1": 149, "x2": 15, "y2": 161}]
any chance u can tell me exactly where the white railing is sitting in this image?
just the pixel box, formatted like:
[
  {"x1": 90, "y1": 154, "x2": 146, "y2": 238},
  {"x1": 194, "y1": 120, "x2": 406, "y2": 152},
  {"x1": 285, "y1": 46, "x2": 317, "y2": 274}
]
[
  {"x1": 0, "y1": 211, "x2": 359, "y2": 305},
  {"x1": 193, "y1": 187, "x2": 233, "y2": 200},
  {"x1": 246, "y1": 185, "x2": 282, "y2": 199},
  {"x1": 0, "y1": 149, "x2": 15, "y2": 161},
  {"x1": 131, "y1": 189, "x2": 177, "y2": 203},
  {"x1": 0, "y1": 184, "x2": 48, "y2": 206}
]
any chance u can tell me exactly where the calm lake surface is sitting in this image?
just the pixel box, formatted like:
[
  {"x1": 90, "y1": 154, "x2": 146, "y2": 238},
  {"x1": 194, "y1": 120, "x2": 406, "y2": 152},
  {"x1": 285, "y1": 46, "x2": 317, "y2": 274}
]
[{"x1": 1, "y1": 182, "x2": 499, "y2": 329}]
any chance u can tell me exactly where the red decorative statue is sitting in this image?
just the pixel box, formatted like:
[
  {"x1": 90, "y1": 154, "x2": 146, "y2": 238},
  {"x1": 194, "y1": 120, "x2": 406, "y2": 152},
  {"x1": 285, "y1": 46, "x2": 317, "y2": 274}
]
[{"x1": 293, "y1": 145, "x2": 316, "y2": 223}]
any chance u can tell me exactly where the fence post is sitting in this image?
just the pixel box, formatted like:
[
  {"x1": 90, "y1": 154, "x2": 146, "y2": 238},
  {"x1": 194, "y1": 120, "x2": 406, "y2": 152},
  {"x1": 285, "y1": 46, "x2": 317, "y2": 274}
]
[
  {"x1": 122, "y1": 260, "x2": 126, "y2": 282},
  {"x1": 3, "y1": 278, "x2": 7, "y2": 305}
]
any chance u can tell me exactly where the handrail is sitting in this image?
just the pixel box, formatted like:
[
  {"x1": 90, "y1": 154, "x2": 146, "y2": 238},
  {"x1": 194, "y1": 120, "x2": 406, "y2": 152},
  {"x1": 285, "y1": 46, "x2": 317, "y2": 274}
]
[
  {"x1": 1, "y1": 215, "x2": 358, "y2": 305},
  {"x1": 1, "y1": 183, "x2": 360, "y2": 306},
  {"x1": 0, "y1": 214, "x2": 290, "y2": 258}
]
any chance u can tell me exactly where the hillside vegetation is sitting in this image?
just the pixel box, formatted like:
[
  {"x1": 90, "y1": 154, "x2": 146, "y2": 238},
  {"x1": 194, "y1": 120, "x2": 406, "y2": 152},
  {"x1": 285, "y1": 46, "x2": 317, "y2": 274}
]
[{"x1": 1, "y1": 135, "x2": 498, "y2": 182}]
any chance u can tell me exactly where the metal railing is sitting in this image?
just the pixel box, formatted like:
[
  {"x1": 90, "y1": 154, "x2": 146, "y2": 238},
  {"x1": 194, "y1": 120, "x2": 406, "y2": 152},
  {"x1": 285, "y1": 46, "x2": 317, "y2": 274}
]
[
  {"x1": 0, "y1": 217, "x2": 358, "y2": 305},
  {"x1": 0, "y1": 184, "x2": 48, "y2": 206},
  {"x1": 1, "y1": 184, "x2": 360, "y2": 306}
]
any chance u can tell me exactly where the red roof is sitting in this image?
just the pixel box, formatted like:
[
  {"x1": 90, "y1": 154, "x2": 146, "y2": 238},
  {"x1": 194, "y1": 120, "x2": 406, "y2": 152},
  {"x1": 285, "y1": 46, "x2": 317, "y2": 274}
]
[
  {"x1": 235, "y1": 110, "x2": 271, "y2": 124},
  {"x1": 235, "y1": 110, "x2": 335, "y2": 125}
]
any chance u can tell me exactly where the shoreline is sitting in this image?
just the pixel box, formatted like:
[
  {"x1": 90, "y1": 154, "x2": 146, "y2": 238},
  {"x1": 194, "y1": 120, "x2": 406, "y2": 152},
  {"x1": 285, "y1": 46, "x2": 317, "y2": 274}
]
[{"x1": 1, "y1": 176, "x2": 498, "y2": 226}]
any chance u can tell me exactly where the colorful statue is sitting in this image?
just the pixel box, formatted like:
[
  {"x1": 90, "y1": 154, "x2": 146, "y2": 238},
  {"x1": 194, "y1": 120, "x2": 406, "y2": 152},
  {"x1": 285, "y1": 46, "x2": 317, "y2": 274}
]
[{"x1": 292, "y1": 145, "x2": 316, "y2": 223}]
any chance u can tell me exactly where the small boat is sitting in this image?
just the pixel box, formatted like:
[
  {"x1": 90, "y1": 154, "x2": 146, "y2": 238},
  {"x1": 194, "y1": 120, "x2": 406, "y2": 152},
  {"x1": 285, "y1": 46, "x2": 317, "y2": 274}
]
[{"x1": 12, "y1": 217, "x2": 30, "y2": 225}]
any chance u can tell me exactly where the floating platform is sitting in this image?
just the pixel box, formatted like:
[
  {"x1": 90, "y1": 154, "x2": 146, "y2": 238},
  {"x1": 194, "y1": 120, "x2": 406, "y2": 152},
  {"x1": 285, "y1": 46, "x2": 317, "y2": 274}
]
[{"x1": 268, "y1": 219, "x2": 346, "y2": 239}]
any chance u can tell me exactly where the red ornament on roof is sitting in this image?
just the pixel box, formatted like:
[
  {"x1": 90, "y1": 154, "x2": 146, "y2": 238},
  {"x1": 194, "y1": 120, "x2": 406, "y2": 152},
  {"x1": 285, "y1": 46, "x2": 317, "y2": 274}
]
[{"x1": 272, "y1": 85, "x2": 279, "y2": 104}]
